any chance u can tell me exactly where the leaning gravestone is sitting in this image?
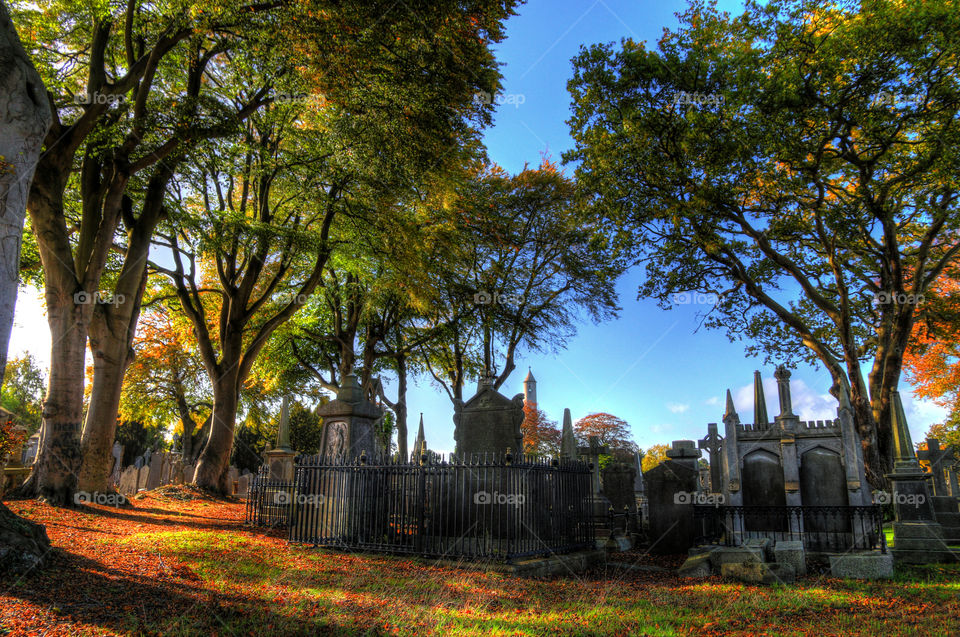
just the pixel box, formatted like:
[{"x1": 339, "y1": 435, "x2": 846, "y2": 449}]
[
  {"x1": 118, "y1": 466, "x2": 139, "y2": 495},
  {"x1": 136, "y1": 465, "x2": 150, "y2": 491},
  {"x1": 644, "y1": 440, "x2": 701, "y2": 555}
]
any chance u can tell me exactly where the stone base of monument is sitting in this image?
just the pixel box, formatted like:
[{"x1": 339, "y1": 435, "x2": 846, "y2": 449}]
[
  {"x1": 931, "y1": 497, "x2": 960, "y2": 543},
  {"x1": 829, "y1": 552, "x2": 893, "y2": 579},
  {"x1": 892, "y1": 521, "x2": 960, "y2": 563},
  {"x1": 772, "y1": 540, "x2": 806, "y2": 576},
  {"x1": 679, "y1": 542, "x2": 808, "y2": 583}
]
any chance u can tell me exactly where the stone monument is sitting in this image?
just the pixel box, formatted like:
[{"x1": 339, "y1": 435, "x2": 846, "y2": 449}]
[
  {"x1": 265, "y1": 396, "x2": 297, "y2": 481},
  {"x1": 452, "y1": 372, "x2": 524, "y2": 458}
]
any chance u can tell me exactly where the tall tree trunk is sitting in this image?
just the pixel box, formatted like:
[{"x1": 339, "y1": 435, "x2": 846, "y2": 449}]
[
  {"x1": 395, "y1": 354, "x2": 408, "y2": 459},
  {"x1": 0, "y1": 0, "x2": 50, "y2": 382},
  {"x1": 77, "y1": 311, "x2": 134, "y2": 492},
  {"x1": 193, "y1": 366, "x2": 239, "y2": 493},
  {"x1": 17, "y1": 303, "x2": 87, "y2": 504}
]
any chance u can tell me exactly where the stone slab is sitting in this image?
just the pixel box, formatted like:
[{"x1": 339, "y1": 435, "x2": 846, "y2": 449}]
[
  {"x1": 829, "y1": 552, "x2": 893, "y2": 579},
  {"x1": 720, "y1": 561, "x2": 795, "y2": 585},
  {"x1": 678, "y1": 553, "x2": 712, "y2": 578},
  {"x1": 773, "y1": 540, "x2": 806, "y2": 576},
  {"x1": 709, "y1": 546, "x2": 764, "y2": 568}
]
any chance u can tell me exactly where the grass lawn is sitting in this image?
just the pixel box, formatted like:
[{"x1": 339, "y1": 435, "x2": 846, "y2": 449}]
[{"x1": 2, "y1": 489, "x2": 959, "y2": 636}]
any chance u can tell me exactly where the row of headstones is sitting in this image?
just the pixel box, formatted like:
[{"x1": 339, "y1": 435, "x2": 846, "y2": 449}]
[{"x1": 115, "y1": 451, "x2": 251, "y2": 497}]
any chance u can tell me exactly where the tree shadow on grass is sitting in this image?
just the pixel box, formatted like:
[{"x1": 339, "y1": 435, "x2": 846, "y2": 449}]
[
  {"x1": 2, "y1": 550, "x2": 352, "y2": 635},
  {"x1": 72, "y1": 504, "x2": 243, "y2": 532}
]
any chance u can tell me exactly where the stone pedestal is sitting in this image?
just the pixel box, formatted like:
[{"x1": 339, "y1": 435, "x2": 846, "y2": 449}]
[
  {"x1": 453, "y1": 374, "x2": 524, "y2": 458},
  {"x1": 316, "y1": 375, "x2": 382, "y2": 460}
]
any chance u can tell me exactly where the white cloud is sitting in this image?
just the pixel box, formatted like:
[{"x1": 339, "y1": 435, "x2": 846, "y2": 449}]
[
  {"x1": 731, "y1": 375, "x2": 836, "y2": 423},
  {"x1": 704, "y1": 396, "x2": 720, "y2": 406},
  {"x1": 666, "y1": 402, "x2": 690, "y2": 414}
]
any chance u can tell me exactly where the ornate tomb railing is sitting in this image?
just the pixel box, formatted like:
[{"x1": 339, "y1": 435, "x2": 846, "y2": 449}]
[
  {"x1": 246, "y1": 452, "x2": 595, "y2": 562},
  {"x1": 693, "y1": 505, "x2": 886, "y2": 553}
]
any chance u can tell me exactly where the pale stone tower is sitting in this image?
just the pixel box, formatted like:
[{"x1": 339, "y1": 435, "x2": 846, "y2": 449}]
[{"x1": 523, "y1": 368, "x2": 537, "y2": 411}]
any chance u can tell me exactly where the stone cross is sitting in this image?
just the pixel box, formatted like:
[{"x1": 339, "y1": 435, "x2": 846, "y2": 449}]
[
  {"x1": 577, "y1": 436, "x2": 609, "y2": 496},
  {"x1": 918, "y1": 438, "x2": 954, "y2": 496},
  {"x1": 698, "y1": 423, "x2": 724, "y2": 493}
]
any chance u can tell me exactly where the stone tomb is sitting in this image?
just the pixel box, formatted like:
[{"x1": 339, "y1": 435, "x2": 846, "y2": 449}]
[{"x1": 715, "y1": 366, "x2": 872, "y2": 545}]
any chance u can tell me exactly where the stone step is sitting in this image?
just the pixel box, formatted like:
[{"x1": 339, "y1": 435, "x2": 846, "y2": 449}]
[
  {"x1": 892, "y1": 547, "x2": 960, "y2": 564},
  {"x1": 934, "y1": 512, "x2": 960, "y2": 527}
]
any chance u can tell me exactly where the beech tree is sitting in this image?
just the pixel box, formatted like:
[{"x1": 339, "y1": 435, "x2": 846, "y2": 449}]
[
  {"x1": 567, "y1": 0, "x2": 960, "y2": 483},
  {"x1": 574, "y1": 412, "x2": 637, "y2": 458}
]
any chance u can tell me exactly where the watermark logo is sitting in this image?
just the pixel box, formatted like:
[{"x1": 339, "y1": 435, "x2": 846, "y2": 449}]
[
  {"x1": 74, "y1": 92, "x2": 124, "y2": 107},
  {"x1": 274, "y1": 92, "x2": 328, "y2": 107},
  {"x1": 273, "y1": 491, "x2": 326, "y2": 506},
  {"x1": 74, "y1": 291, "x2": 126, "y2": 306},
  {"x1": 474, "y1": 490, "x2": 525, "y2": 506},
  {"x1": 870, "y1": 92, "x2": 923, "y2": 109},
  {"x1": 873, "y1": 490, "x2": 925, "y2": 506},
  {"x1": 473, "y1": 91, "x2": 526, "y2": 109},
  {"x1": 674, "y1": 491, "x2": 725, "y2": 506},
  {"x1": 473, "y1": 290, "x2": 525, "y2": 307},
  {"x1": 75, "y1": 491, "x2": 128, "y2": 507},
  {"x1": 671, "y1": 91, "x2": 724, "y2": 108},
  {"x1": 671, "y1": 292, "x2": 719, "y2": 306},
  {"x1": 873, "y1": 291, "x2": 924, "y2": 306},
  {"x1": 273, "y1": 291, "x2": 311, "y2": 306}
]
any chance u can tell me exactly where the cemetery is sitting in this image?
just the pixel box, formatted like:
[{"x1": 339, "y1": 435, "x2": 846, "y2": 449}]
[{"x1": 2, "y1": 0, "x2": 960, "y2": 634}]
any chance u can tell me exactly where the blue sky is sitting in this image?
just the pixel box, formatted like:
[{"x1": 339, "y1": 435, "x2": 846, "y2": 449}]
[{"x1": 10, "y1": 0, "x2": 947, "y2": 454}]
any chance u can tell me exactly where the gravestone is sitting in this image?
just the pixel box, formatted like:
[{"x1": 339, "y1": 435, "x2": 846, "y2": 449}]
[
  {"x1": 237, "y1": 473, "x2": 251, "y2": 499},
  {"x1": 227, "y1": 466, "x2": 240, "y2": 495},
  {"x1": 110, "y1": 442, "x2": 124, "y2": 485},
  {"x1": 918, "y1": 439, "x2": 954, "y2": 497},
  {"x1": 453, "y1": 372, "x2": 524, "y2": 458},
  {"x1": 602, "y1": 461, "x2": 637, "y2": 513},
  {"x1": 561, "y1": 408, "x2": 577, "y2": 460},
  {"x1": 136, "y1": 465, "x2": 150, "y2": 491},
  {"x1": 265, "y1": 396, "x2": 296, "y2": 480},
  {"x1": 160, "y1": 454, "x2": 173, "y2": 486},
  {"x1": 172, "y1": 458, "x2": 184, "y2": 485},
  {"x1": 134, "y1": 455, "x2": 144, "y2": 469},
  {"x1": 887, "y1": 391, "x2": 956, "y2": 563},
  {"x1": 316, "y1": 375, "x2": 382, "y2": 459},
  {"x1": 698, "y1": 423, "x2": 723, "y2": 493},
  {"x1": 644, "y1": 440, "x2": 701, "y2": 554},
  {"x1": 145, "y1": 452, "x2": 165, "y2": 490},
  {"x1": 22, "y1": 432, "x2": 40, "y2": 465},
  {"x1": 918, "y1": 438, "x2": 960, "y2": 544},
  {"x1": 183, "y1": 463, "x2": 196, "y2": 484},
  {"x1": 119, "y1": 466, "x2": 138, "y2": 495}
]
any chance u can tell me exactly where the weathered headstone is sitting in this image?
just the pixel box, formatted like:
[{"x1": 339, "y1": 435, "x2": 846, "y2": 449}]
[
  {"x1": 136, "y1": 465, "x2": 150, "y2": 491},
  {"x1": 183, "y1": 463, "x2": 196, "y2": 484},
  {"x1": 119, "y1": 466, "x2": 139, "y2": 495},
  {"x1": 644, "y1": 440, "x2": 701, "y2": 554},
  {"x1": 601, "y1": 462, "x2": 637, "y2": 513},
  {"x1": 918, "y1": 438, "x2": 953, "y2": 497},
  {"x1": 453, "y1": 372, "x2": 524, "y2": 458},
  {"x1": 144, "y1": 452, "x2": 164, "y2": 490},
  {"x1": 237, "y1": 473, "x2": 251, "y2": 499},
  {"x1": 697, "y1": 422, "x2": 723, "y2": 493},
  {"x1": 227, "y1": 466, "x2": 240, "y2": 495},
  {"x1": 110, "y1": 442, "x2": 124, "y2": 485}
]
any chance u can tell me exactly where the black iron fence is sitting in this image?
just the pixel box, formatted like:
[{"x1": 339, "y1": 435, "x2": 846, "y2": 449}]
[
  {"x1": 694, "y1": 505, "x2": 886, "y2": 552},
  {"x1": 247, "y1": 453, "x2": 596, "y2": 562}
]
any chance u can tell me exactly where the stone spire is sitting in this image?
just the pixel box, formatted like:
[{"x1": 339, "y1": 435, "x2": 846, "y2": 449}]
[
  {"x1": 753, "y1": 370, "x2": 769, "y2": 427},
  {"x1": 276, "y1": 395, "x2": 292, "y2": 451},
  {"x1": 413, "y1": 413, "x2": 426, "y2": 456},
  {"x1": 723, "y1": 389, "x2": 739, "y2": 423},
  {"x1": 561, "y1": 407, "x2": 577, "y2": 459},
  {"x1": 891, "y1": 390, "x2": 920, "y2": 470},
  {"x1": 774, "y1": 364, "x2": 794, "y2": 417}
]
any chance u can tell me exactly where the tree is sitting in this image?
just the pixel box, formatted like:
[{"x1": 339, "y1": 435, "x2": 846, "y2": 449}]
[
  {"x1": 0, "y1": 0, "x2": 50, "y2": 384},
  {"x1": 574, "y1": 412, "x2": 637, "y2": 460},
  {"x1": 521, "y1": 408, "x2": 561, "y2": 456},
  {"x1": 0, "y1": 0, "x2": 51, "y2": 572},
  {"x1": 641, "y1": 444, "x2": 669, "y2": 473},
  {"x1": 419, "y1": 161, "x2": 624, "y2": 404},
  {"x1": 904, "y1": 272, "x2": 960, "y2": 446},
  {"x1": 119, "y1": 303, "x2": 210, "y2": 463},
  {"x1": 566, "y1": 0, "x2": 960, "y2": 484},
  {"x1": 1, "y1": 354, "x2": 45, "y2": 432}
]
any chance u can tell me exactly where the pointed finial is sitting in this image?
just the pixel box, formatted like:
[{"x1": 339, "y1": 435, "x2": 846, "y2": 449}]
[
  {"x1": 724, "y1": 389, "x2": 738, "y2": 420},
  {"x1": 753, "y1": 371, "x2": 769, "y2": 427},
  {"x1": 561, "y1": 408, "x2": 576, "y2": 459},
  {"x1": 774, "y1": 364, "x2": 794, "y2": 417},
  {"x1": 891, "y1": 390, "x2": 920, "y2": 469},
  {"x1": 276, "y1": 395, "x2": 292, "y2": 450}
]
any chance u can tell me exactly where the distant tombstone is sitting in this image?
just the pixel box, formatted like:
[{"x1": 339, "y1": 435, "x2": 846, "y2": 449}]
[
  {"x1": 644, "y1": 441, "x2": 701, "y2": 555},
  {"x1": 110, "y1": 442, "x2": 124, "y2": 484},
  {"x1": 183, "y1": 463, "x2": 196, "y2": 484},
  {"x1": 134, "y1": 455, "x2": 144, "y2": 469},
  {"x1": 137, "y1": 465, "x2": 150, "y2": 491},
  {"x1": 601, "y1": 462, "x2": 637, "y2": 513},
  {"x1": 237, "y1": 474, "x2": 251, "y2": 499},
  {"x1": 452, "y1": 373, "x2": 524, "y2": 458},
  {"x1": 22, "y1": 433, "x2": 39, "y2": 466},
  {"x1": 227, "y1": 466, "x2": 240, "y2": 495},
  {"x1": 160, "y1": 454, "x2": 174, "y2": 486},
  {"x1": 145, "y1": 452, "x2": 164, "y2": 490},
  {"x1": 172, "y1": 458, "x2": 184, "y2": 485},
  {"x1": 918, "y1": 439, "x2": 954, "y2": 497},
  {"x1": 119, "y1": 466, "x2": 139, "y2": 495}
]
